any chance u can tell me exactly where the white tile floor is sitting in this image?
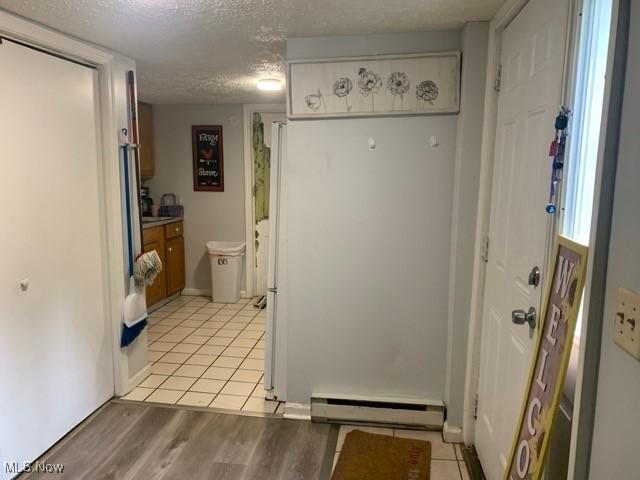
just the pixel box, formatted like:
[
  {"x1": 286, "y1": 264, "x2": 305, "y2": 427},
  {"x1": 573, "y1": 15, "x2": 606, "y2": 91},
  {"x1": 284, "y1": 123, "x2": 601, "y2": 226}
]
[
  {"x1": 121, "y1": 295, "x2": 282, "y2": 414},
  {"x1": 333, "y1": 425, "x2": 469, "y2": 480}
]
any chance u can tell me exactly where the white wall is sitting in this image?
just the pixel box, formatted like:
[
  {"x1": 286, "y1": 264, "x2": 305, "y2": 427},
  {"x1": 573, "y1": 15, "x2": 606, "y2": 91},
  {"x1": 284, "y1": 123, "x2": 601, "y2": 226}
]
[
  {"x1": 146, "y1": 104, "x2": 246, "y2": 293},
  {"x1": 111, "y1": 55, "x2": 149, "y2": 381},
  {"x1": 285, "y1": 31, "x2": 461, "y2": 404},
  {"x1": 589, "y1": 2, "x2": 640, "y2": 477}
]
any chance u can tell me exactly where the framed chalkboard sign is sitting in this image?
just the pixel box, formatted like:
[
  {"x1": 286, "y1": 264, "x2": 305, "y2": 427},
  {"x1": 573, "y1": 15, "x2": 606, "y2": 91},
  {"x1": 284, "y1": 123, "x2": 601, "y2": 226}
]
[{"x1": 192, "y1": 125, "x2": 224, "y2": 191}]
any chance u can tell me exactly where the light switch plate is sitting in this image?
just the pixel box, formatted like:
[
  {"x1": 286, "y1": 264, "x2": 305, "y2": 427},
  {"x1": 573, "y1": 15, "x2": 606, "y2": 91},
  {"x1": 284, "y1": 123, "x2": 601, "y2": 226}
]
[{"x1": 614, "y1": 287, "x2": 640, "y2": 360}]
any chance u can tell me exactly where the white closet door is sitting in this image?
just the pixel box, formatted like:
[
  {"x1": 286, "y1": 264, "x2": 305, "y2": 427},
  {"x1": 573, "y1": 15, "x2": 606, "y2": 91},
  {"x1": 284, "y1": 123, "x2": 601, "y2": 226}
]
[{"x1": 0, "y1": 41, "x2": 113, "y2": 477}]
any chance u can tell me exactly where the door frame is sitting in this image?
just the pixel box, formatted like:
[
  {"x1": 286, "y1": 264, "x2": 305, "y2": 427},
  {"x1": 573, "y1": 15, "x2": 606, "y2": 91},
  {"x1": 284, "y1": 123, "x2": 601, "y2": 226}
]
[
  {"x1": 464, "y1": 0, "x2": 619, "y2": 477},
  {"x1": 461, "y1": 0, "x2": 531, "y2": 447},
  {"x1": 567, "y1": 1, "x2": 627, "y2": 476},
  {"x1": 0, "y1": 11, "x2": 135, "y2": 395},
  {"x1": 242, "y1": 103, "x2": 286, "y2": 299}
]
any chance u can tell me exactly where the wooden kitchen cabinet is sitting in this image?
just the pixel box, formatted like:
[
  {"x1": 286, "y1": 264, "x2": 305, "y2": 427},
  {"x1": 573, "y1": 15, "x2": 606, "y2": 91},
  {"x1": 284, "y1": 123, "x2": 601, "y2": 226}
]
[
  {"x1": 166, "y1": 235, "x2": 185, "y2": 295},
  {"x1": 142, "y1": 226, "x2": 166, "y2": 306},
  {"x1": 142, "y1": 220, "x2": 185, "y2": 307},
  {"x1": 138, "y1": 102, "x2": 154, "y2": 178}
]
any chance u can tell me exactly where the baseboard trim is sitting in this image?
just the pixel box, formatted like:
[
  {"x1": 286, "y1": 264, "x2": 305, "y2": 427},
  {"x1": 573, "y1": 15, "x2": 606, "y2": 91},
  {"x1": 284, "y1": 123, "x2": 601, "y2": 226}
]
[
  {"x1": 443, "y1": 421, "x2": 463, "y2": 443},
  {"x1": 181, "y1": 288, "x2": 211, "y2": 296},
  {"x1": 122, "y1": 363, "x2": 151, "y2": 396},
  {"x1": 181, "y1": 288, "x2": 249, "y2": 299},
  {"x1": 283, "y1": 403, "x2": 311, "y2": 421}
]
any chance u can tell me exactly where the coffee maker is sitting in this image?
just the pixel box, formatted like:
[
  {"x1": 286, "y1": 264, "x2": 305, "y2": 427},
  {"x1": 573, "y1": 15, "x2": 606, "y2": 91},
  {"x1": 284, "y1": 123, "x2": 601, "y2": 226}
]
[{"x1": 141, "y1": 186, "x2": 153, "y2": 216}]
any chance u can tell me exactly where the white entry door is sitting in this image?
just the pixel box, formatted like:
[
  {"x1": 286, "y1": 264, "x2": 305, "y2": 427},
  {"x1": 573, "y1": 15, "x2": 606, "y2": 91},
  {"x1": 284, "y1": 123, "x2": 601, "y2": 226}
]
[
  {"x1": 474, "y1": 0, "x2": 570, "y2": 477},
  {"x1": 0, "y1": 41, "x2": 113, "y2": 477}
]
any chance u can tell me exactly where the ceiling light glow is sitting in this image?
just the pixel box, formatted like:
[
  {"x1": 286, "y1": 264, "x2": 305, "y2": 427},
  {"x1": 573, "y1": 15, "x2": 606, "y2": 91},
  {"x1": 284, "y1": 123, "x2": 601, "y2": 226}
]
[{"x1": 257, "y1": 78, "x2": 283, "y2": 92}]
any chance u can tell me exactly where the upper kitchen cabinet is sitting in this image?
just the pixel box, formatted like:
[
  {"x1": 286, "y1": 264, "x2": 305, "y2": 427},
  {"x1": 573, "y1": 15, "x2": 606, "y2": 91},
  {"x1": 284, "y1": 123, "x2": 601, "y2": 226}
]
[{"x1": 138, "y1": 102, "x2": 154, "y2": 178}]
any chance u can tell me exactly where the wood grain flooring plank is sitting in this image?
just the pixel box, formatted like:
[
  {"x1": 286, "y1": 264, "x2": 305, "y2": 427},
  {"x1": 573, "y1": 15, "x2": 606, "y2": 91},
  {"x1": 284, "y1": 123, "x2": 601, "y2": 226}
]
[
  {"x1": 24, "y1": 402, "x2": 335, "y2": 480},
  {"x1": 157, "y1": 412, "x2": 259, "y2": 480},
  {"x1": 110, "y1": 408, "x2": 203, "y2": 480},
  {"x1": 27, "y1": 403, "x2": 160, "y2": 480},
  {"x1": 242, "y1": 419, "x2": 332, "y2": 480}
]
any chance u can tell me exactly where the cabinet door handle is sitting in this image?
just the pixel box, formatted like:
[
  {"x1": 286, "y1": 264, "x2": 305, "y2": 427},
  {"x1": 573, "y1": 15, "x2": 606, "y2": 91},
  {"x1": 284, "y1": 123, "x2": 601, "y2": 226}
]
[
  {"x1": 175, "y1": 227, "x2": 179, "y2": 232},
  {"x1": 168, "y1": 247, "x2": 172, "y2": 252}
]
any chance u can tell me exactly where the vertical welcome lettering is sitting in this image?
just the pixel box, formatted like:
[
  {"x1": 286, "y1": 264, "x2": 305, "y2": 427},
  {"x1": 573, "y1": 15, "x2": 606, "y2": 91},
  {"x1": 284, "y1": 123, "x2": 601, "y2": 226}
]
[
  {"x1": 505, "y1": 239, "x2": 586, "y2": 480},
  {"x1": 555, "y1": 255, "x2": 575, "y2": 298}
]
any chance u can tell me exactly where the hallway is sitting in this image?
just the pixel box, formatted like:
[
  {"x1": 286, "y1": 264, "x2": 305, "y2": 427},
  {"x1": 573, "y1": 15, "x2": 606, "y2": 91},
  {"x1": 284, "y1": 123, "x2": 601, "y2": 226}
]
[{"x1": 123, "y1": 296, "x2": 281, "y2": 414}]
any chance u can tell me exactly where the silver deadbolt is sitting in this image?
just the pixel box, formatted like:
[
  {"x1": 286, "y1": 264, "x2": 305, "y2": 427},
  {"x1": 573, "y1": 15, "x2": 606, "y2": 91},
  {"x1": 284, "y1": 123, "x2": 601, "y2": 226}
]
[
  {"x1": 528, "y1": 266, "x2": 541, "y2": 287},
  {"x1": 512, "y1": 307, "x2": 537, "y2": 329}
]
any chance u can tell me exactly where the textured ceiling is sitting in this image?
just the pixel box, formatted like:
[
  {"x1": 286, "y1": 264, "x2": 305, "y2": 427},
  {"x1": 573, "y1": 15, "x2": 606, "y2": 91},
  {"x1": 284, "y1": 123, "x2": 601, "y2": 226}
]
[{"x1": 0, "y1": 0, "x2": 504, "y2": 104}]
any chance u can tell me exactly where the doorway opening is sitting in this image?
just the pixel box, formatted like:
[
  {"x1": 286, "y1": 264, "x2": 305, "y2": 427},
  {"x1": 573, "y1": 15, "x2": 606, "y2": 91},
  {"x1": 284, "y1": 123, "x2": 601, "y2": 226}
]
[
  {"x1": 242, "y1": 105, "x2": 286, "y2": 299},
  {"x1": 470, "y1": 0, "x2": 614, "y2": 477}
]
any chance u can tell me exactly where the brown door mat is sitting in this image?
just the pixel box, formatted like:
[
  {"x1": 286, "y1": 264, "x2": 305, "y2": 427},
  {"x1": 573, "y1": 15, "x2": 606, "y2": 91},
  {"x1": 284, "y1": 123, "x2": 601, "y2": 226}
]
[
  {"x1": 459, "y1": 444, "x2": 486, "y2": 480},
  {"x1": 331, "y1": 429, "x2": 431, "y2": 480}
]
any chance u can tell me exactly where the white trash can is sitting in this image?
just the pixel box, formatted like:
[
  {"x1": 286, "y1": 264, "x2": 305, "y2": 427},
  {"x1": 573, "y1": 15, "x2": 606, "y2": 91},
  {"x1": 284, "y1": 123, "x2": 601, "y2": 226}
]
[{"x1": 206, "y1": 241, "x2": 246, "y2": 303}]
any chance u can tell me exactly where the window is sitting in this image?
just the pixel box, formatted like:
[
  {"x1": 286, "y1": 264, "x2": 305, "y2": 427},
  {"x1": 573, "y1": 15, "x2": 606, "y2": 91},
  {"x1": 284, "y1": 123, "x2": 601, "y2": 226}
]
[
  {"x1": 563, "y1": 0, "x2": 613, "y2": 244},
  {"x1": 562, "y1": 0, "x2": 612, "y2": 336}
]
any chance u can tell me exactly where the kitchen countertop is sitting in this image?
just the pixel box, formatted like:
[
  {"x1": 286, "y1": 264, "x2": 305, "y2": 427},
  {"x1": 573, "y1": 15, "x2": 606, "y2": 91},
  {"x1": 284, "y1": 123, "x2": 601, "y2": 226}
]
[{"x1": 142, "y1": 217, "x2": 183, "y2": 229}]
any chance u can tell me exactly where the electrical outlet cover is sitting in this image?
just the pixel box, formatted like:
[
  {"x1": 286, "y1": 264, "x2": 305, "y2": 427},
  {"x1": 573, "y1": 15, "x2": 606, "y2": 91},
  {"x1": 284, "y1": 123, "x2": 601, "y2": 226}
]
[{"x1": 614, "y1": 287, "x2": 640, "y2": 360}]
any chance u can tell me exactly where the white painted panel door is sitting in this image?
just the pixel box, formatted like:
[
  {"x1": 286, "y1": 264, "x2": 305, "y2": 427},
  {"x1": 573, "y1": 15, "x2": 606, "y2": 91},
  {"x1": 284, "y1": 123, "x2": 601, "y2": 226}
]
[
  {"x1": 474, "y1": 0, "x2": 570, "y2": 478},
  {"x1": 0, "y1": 42, "x2": 113, "y2": 477}
]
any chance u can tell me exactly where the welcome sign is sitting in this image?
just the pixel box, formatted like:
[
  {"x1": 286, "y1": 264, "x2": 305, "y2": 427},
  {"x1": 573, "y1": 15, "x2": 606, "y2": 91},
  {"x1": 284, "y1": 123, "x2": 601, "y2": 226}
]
[{"x1": 504, "y1": 236, "x2": 587, "y2": 480}]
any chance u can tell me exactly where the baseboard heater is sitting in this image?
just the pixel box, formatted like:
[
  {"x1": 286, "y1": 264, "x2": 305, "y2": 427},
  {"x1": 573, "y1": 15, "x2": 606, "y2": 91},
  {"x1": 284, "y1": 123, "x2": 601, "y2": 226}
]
[{"x1": 311, "y1": 395, "x2": 444, "y2": 429}]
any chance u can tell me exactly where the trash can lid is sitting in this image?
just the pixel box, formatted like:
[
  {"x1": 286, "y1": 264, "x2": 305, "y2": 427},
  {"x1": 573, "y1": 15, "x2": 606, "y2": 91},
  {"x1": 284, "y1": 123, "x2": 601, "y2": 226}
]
[{"x1": 206, "y1": 241, "x2": 246, "y2": 256}]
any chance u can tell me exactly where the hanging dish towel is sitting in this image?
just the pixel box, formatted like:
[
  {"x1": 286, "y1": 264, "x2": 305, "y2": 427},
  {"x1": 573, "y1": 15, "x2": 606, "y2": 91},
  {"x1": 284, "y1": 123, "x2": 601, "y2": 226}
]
[
  {"x1": 134, "y1": 250, "x2": 163, "y2": 288},
  {"x1": 121, "y1": 251, "x2": 163, "y2": 347}
]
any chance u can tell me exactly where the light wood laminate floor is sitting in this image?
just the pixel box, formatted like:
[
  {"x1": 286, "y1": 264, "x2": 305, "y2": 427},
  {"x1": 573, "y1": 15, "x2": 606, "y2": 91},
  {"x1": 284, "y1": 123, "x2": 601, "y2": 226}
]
[{"x1": 24, "y1": 402, "x2": 338, "y2": 480}]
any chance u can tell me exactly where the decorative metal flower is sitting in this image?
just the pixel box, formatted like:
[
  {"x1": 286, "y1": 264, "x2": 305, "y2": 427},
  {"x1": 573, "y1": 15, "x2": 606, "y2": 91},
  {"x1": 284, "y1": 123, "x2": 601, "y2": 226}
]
[
  {"x1": 304, "y1": 89, "x2": 326, "y2": 112},
  {"x1": 358, "y1": 68, "x2": 382, "y2": 111},
  {"x1": 387, "y1": 72, "x2": 410, "y2": 110},
  {"x1": 333, "y1": 77, "x2": 353, "y2": 112},
  {"x1": 416, "y1": 80, "x2": 439, "y2": 105}
]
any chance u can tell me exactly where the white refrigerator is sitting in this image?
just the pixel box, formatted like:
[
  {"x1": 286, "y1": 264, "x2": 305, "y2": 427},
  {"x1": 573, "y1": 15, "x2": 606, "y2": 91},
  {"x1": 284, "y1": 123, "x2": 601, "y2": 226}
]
[{"x1": 264, "y1": 121, "x2": 287, "y2": 400}]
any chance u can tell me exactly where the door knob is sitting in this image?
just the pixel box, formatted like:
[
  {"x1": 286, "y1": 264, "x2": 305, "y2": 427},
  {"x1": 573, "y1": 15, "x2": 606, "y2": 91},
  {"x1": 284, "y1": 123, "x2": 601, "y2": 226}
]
[
  {"x1": 512, "y1": 307, "x2": 537, "y2": 329},
  {"x1": 528, "y1": 266, "x2": 541, "y2": 287},
  {"x1": 19, "y1": 278, "x2": 30, "y2": 292}
]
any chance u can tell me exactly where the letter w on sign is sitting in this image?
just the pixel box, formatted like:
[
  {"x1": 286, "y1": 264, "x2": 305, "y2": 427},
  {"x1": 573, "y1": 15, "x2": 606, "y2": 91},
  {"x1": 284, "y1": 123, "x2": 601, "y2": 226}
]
[{"x1": 504, "y1": 236, "x2": 588, "y2": 480}]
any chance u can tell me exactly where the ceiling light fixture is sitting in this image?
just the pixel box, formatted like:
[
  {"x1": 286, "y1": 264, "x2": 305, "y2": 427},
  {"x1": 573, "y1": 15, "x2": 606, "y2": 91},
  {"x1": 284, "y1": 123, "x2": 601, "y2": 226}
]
[{"x1": 257, "y1": 78, "x2": 283, "y2": 92}]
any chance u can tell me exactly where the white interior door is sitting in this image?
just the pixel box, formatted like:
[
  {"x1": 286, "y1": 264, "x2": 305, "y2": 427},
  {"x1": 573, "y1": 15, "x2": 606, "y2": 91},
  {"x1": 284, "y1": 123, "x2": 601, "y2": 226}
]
[
  {"x1": 0, "y1": 41, "x2": 113, "y2": 477},
  {"x1": 474, "y1": 0, "x2": 570, "y2": 477}
]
